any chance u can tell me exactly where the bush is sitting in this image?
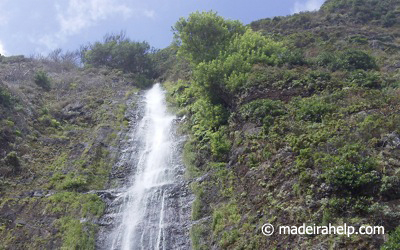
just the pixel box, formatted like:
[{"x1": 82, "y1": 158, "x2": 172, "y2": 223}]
[
  {"x1": 239, "y1": 99, "x2": 285, "y2": 125},
  {"x1": 323, "y1": 144, "x2": 380, "y2": 195},
  {"x1": 316, "y1": 52, "x2": 338, "y2": 69},
  {"x1": 295, "y1": 96, "x2": 335, "y2": 122},
  {"x1": 190, "y1": 223, "x2": 208, "y2": 250},
  {"x1": 326, "y1": 162, "x2": 380, "y2": 194},
  {"x1": 34, "y1": 70, "x2": 51, "y2": 91},
  {"x1": 191, "y1": 98, "x2": 229, "y2": 136},
  {"x1": 209, "y1": 128, "x2": 231, "y2": 161},
  {"x1": 55, "y1": 173, "x2": 88, "y2": 191},
  {"x1": 173, "y1": 11, "x2": 246, "y2": 64},
  {"x1": 348, "y1": 70, "x2": 381, "y2": 88},
  {"x1": 212, "y1": 202, "x2": 241, "y2": 234},
  {"x1": 0, "y1": 151, "x2": 21, "y2": 176},
  {"x1": 0, "y1": 84, "x2": 12, "y2": 107},
  {"x1": 337, "y1": 50, "x2": 377, "y2": 71},
  {"x1": 282, "y1": 49, "x2": 307, "y2": 66},
  {"x1": 382, "y1": 226, "x2": 400, "y2": 250},
  {"x1": 380, "y1": 176, "x2": 400, "y2": 200},
  {"x1": 316, "y1": 50, "x2": 377, "y2": 71},
  {"x1": 83, "y1": 32, "x2": 154, "y2": 78},
  {"x1": 56, "y1": 217, "x2": 96, "y2": 250},
  {"x1": 293, "y1": 70, "x2": 334, "y2": 91}
]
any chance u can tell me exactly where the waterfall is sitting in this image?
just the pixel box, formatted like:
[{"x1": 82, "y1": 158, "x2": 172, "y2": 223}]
[{"x1": 99, "y1": 83, "x2": 192, "y2": 250}]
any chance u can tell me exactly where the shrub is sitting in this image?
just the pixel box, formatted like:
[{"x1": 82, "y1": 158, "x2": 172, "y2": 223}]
[
  {"x1": 282, "y1": 49, "x2": 307, "y2": 66},
  {"x1": 173, "y1": 11, "x2": 246, "y2": 64},
  {"x1": 380, "y1": 176, "x2": 400, "y2": 200},
  {"x1": 56, "y1": 217, "x2": 96, "y2": 250},
  {"x1": 348, "y1": 70, "x2": 381, "y2": 88},
  {"x1": 0, "y1": 151, "x2": 21, "y2": 176},
  {"x1": 316, "y1": 50, "x2": 377, "y2": 71},
  {"x1": 190, "y1": 223, "x2": 208, "y2": 250},
  {"x1": 191, "y1": 98, "x2": 229, "y2": 137},
  {"x1": 323, "y1": 144, "x2": 381, "y2": 195},
  {"x1": 209, "y1": 128, "x2": 231, "y2": 161},
  {"x1": 316, "y1": 52, "x2": 338, "y2": 69},
  {"x1": 326, "y1": 162, "x2": 380, "y2": 194},
  {"x1": 382, "y1": 226, "x2": 400, "y2": 250},
  {"x1": 34, "y1": 70, "x2": 51, "y2": 91},
  {"x1": 337, "y1": 50, "x2": 377, "y2": 71},
  {"x1": 56, "y1": 173, "x2": 88, "y2": 191},
  {"x1": 191, "y1": 182, "x2": 205, "y2": 220},
  {"x1": 82, "y1": 32, "x2": 155, "y2": 82},
  {"x1": 239, "y1": 99, "x2": 285, "y2": 125},
  {"x1": 0, "y1": 84, "x2": 13, "y2": 107},
  {"x1": 295, "y1": 96, "x2": 335, "y2": 122},
  {"x1": 212, "y1": 202, "x2": 241, "y2": 234},
  {"x1": 293, "y1": 70, "x2": 334, "y2": 91}
]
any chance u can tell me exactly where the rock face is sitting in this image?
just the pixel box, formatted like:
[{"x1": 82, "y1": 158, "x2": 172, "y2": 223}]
[{"x1": 382, "y1": 132, "x2": 400, "y2": 149}]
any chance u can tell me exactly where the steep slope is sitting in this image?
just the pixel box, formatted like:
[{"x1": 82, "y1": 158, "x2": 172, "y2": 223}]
[
  {"x1": 0, "y1": 54, "x2": 143, "y2": 249},
  {"x1": 164, "y1": 1, "x2": 400, "y2": 249}
]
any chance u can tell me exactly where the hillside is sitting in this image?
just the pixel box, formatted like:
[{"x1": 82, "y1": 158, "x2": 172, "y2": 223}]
[
  {"x1": 1, "y1": 0, "x2": 400, "y2": 249},
  {"x1": 164, "y1": 0, "x2": 400, "y2": 249},
  {"x1": 0, "y1": 36, "x2": 152, "y2": 249}
]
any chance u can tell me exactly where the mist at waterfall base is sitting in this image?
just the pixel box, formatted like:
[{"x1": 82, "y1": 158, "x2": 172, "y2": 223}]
[{"x1": 97, "y1": 84, "x2": 192, "y2": 250}]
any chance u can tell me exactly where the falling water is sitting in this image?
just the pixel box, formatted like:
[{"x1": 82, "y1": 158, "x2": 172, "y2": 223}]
[{"x1": 99, "y1": 83, "x2": 192, "y2": 250}]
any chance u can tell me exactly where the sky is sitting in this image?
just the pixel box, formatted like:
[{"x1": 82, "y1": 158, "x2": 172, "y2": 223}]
[{"x1": 0, "y1": 0, "x2": 325, "y2": 56}]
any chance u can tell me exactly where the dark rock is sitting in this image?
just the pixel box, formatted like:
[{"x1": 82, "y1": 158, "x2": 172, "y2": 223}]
[
  {"x1": 17, "y1": 191, "x2": 34, "y2": 198},
  {"x1": 382, "y1": 132, "x2": 400, "y2": 149},
  {"x1": 15, "y1": 219, "x2": 27, "y2": 225},
  {"x1": 33, "y1": 190, "x2": 45, "y2": 197}
]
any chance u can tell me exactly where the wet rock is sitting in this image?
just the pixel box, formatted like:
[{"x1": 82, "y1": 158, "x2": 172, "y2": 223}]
[
  {"x1": 15, "y1": 219, "x2": 27, "y2": 226},
  {"x1": 16, "y1": 191, "x2": 34, "y2": 198},
  {"x1": 63, "y1": 102, "x2": 84, "y2": 113},
  {"x1": 38, "y1": 137, "x2": 69, "y2": 146},
  {"x1": 45, "y1": 190, "x2": 56, "y2": 197},
  {"x1": 33, "y1": 190, "x2": 45, "y2": 197},
  {"x1": 382, "y1": 132, "x2": 400, "y2": 149}
]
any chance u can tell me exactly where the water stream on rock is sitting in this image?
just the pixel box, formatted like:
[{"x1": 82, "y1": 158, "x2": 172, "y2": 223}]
[{"x1": 98, "y1": 83, "x2": 192, "y2": 250}]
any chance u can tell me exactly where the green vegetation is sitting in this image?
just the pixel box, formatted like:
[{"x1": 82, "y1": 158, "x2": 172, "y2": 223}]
[
  {"x1": 0, "y1": 37, "x2": 145, "y2": 247},
  {"x1": 0, "y1": 84, "x2": 13, "y2": 107},
  {"x1": 1, "y1": 0, "x2": 400, "y2": 248},
  {"x1": 82, "y1": 32, "x2": 155, "y2": 87},
  {"x1": 34, "y1": 70, "x2": 51, "y2": 91},
  {"x1": 47, "y1": 192, "x2": 105, "y2": 218},
  {"x1": 173, "y1": 11, "x2": 246, "y2": 64},
  {"x1": 322, "y1": 0, "x2": 399, "y2": 26},
  {"x1": 382, "y1": 226, "x2": 400, "y2": 250},
  {"x1": 164, "y1": 2, "x2": 400, "y2": 248},
  {"x1": 56, "y1": 217, "x2": 97, "y2": 250}
]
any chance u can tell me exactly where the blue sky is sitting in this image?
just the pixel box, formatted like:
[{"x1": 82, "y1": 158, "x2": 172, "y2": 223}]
[{"x1": 0, "y1": 0, "x2": 325, "y2": 56}]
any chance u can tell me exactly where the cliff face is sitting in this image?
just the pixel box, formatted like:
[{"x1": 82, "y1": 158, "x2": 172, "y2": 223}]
[
  {"x1": 0, "y1": 55, "x2": 142, "y2": 249},
  {"x1": 165, "y1": 1, "x2": 400, "y2": 249},
  {"x1": 1, "y1": 1, "x2": 400, "y2": 249}
]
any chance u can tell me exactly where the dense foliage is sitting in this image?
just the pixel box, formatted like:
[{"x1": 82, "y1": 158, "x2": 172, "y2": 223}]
[
  {"x1": 0, "y1": 83, "x2": 12, "y2": 107},
  {"x1": 34, "y1": 70, "x2": 51, "y2": 91},
  {"x1": 82, "y1": 32, "x2": 155, "y2": 86},
  {"x1": 173, "y1": 11, "x2": 246, "y2": 64},
  {"x1": 165, "y1": 4, "x2": 400, "y2": 249}
]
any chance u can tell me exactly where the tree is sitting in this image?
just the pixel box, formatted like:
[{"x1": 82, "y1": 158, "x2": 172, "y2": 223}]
[
  {"x1": 83, "y1": 32, "x2": 154, "y2": 76},
  {"x1": 173, "y1": 11, "x2": 246, "y2": 64}
]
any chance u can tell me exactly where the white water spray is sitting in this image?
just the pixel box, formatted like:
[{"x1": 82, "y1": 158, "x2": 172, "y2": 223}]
[{"x1": 107, "y1": 83, "x2": 190, "y2": 250}]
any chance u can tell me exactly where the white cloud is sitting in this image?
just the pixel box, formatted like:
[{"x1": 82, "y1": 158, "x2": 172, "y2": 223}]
[
  {"x1": 0, "y1": 0, "x2": 11, "y2": 26},
  {"x1": 57, "y1": 0, "x2": 133, "y2": 36},
  {"x1": 292, "y1": 0, "x2": 325, "y2": 14},
  {"x1": 0, "y1": 40, "x2": 7, "y2": 55},
  {"x1": 37, "y1": 0, "x2": 155, "y2": 51},
  {"x1": 143, "y1": 10, "x2": 156, "y2": 19},
  {"x1": 0, "y1": 15, "x2": 8, "y2": 26}
]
